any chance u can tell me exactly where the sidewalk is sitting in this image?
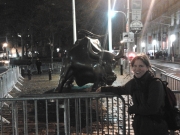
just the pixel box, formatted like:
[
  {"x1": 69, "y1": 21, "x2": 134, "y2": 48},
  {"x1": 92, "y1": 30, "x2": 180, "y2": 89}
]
[{"x1": 10, "y1": 67, "x2": 131, "y2": 97}]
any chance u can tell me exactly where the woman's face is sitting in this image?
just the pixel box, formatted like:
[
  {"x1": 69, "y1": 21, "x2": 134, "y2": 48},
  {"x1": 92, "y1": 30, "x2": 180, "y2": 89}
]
[{"x1": 132, "y1": 59, "x2": 149, "y2": 78}]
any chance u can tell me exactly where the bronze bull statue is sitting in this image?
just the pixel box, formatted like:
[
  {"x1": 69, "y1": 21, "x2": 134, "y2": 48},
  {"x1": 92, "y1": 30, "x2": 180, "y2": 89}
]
[{"x1": 56, "y1": 30, "x2": 124, "y2": 92}]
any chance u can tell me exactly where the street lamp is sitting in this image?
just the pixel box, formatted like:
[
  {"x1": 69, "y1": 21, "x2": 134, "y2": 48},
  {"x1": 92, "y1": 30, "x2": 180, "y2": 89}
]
[
  {"x1": 11, "y1": 47, "x2": 16, "y2": 58},
  {"x1": 108, "y1": 0, "x2": 129, "y2": 52},
  {"x1": 56, "y1": 48, "x2": 60, "y2": 52},
  {"x1": 170, "y1": 34, "x2": 176, "y2": 62}
]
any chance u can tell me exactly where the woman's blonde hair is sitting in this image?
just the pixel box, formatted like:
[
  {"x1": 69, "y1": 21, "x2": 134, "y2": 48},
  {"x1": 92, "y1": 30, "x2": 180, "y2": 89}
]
[{"x1": 130, "y1": 53, "x2": 151, "y2": 68}]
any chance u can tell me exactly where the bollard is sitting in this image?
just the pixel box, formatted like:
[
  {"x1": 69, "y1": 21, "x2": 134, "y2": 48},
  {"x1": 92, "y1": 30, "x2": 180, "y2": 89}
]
[
  {"x1": 21, "y1": 67, "x2": 25, "y2": 77},
  {"x1": 120, "y1": 65, "x2": 123, "y2": 75},
  {"x1": 27, "y1": 69, "x2": 32, "y2": 80},
  {"x1": 120, "y1": 58, "x2": 123, "y2": 75},
  {"x1": 49, "y1": 68, "x2": 52, "y2": 80}
]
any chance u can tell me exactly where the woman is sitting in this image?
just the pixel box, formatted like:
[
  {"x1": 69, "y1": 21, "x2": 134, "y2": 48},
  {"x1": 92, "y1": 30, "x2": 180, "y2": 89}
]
[{"x1": 96, "y1": 54, "x2": 168, "y2": 135}]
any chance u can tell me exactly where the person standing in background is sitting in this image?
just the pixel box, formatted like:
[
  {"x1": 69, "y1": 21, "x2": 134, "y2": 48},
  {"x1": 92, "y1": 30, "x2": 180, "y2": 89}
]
[{"x1": 36, "y1": 58, "x2": 42, "y2": 74}]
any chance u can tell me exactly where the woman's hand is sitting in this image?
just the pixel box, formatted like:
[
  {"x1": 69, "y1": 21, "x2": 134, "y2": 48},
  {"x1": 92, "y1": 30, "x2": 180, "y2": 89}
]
[{"x1": 96, "y1": 87, "x2": 101, "y2": 92}]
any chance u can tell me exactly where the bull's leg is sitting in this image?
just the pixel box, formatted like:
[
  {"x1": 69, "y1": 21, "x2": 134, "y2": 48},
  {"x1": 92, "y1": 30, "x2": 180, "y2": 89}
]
[
  {"x1": 64, "y1": 76, "x2": 74, "y2": 88},
  {"x1": 55, "y1": 66, "x2": 73, "y2": 93},
  {"x1": 92, "y1": 81, "x2": 106, "y2": 92},
  {"x1": 91, "y1": 82, "x2": 100, "y2": 92}
]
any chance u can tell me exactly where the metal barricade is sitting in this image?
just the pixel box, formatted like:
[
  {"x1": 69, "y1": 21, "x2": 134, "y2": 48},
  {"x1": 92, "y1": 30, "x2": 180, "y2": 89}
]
[
  {"x1": 0, "y1": 93, "x2": 126, "y2": 135},
  {"x1": 161, "y1": 72, "x2": 180, "y2": 91}
]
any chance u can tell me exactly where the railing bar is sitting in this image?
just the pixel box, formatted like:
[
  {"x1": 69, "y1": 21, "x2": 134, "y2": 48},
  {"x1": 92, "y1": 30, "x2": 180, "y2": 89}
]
[
  {"x1": 100, "y1": 98, "x2": 104, "y2": 135},
  {"x1": 79, "y1": 99, "x2": 82, "y2": 134},
  {"x1": 89, "y1": 98, "x2": 92, "y2": 135},
  {"x1": 14, "y1": 101, "x2": 18, "y2": 135},
  {"x1": 85, "y1": 98, "x2": 89, "y2": 134},
  {"x1": 0, "y1": 101, "x2": 3, "y2": 135},
  {"x1": 117, "y1": 97, "x2": 120, "y2": 135},
  {"x1": 67, "y1": 99, "x2": 70, "y2": 134},
  {"x1": 112, "y1": 97, "x2": 114, "y2": 135},
  {"x1": 34, "y1": 100, "x2": 38, "y2": 135},
  {"x1": 23, "y1": 101, "x2": 28, "y2": 135},
  {"x1": 75, "y1": 99, "x2": 79, "y2": 134},
  {"x1": 56, "y1": 99, "x2": 59, "y2": 135},
  {"x1": 96, "y1": 98, "x2": 99, "y2": 135},
  {"x1": 106, "y1": 97, "x2": 109, "y2": 135},
  {"x1": 45, "y1": 100, "x2": 49, "y2": 135}
]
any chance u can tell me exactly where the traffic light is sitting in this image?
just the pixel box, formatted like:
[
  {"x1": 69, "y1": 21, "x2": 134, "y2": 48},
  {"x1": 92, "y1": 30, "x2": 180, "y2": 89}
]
[{"x1": 128, "y1": 52, "x2": 135, "y2": 61}]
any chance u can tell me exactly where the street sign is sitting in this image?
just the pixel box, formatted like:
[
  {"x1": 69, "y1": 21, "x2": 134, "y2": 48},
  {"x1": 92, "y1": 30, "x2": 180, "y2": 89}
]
[
  {"x1": 132, "y1": 10, "x2": 141, "y2": 20},
  {"x1": 130, "y1": 20, "x2": 143, "y2": 28},
  {"x1": 123, "y1": 32, "x2": 134, "y2": 42},
  {"x1": 131, "y1": 0, "x2": 142, "y2": 20},
  {"x1": 130, "y1": 20, "x2": 143, "y2": 32},
  {"x1": 132, "y1": 0, "x2": 142, "y2": 10},
  {"x1": 131, "y1": 27, "x2": 142, "y2": 30}
]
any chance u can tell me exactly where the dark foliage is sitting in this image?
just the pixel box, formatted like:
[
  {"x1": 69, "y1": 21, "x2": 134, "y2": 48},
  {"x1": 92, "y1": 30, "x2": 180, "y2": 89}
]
[{"x1": 0, "y1": 0, "x2": 125, "y2": 55}]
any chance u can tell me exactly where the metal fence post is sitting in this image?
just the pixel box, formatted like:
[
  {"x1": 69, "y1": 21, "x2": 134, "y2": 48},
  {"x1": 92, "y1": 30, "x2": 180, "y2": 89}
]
[{"x1": 49, "y1": 68, "x2": 52, "y2": 80}]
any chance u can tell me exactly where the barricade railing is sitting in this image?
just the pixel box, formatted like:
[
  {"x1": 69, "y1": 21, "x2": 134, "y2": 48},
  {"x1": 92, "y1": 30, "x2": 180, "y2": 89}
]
[
  {"x1": 0, "y1": 93, "x2": 126, "y2": 135},
  {"x1": 19, "y1": 62, "x2": 61, "y2": 74},
  {"x1": 0, "y1": 66, "x2": 22, "y2": 98},
  {"x1": 151, "y1": 65, "x2": 180, "y2": 91},
  {"x1": 161, "y1": 72, "x2": 180, "y2": 91},
  {"x1": 0, "y1": 66, "x2": 23, "y2": 125}
]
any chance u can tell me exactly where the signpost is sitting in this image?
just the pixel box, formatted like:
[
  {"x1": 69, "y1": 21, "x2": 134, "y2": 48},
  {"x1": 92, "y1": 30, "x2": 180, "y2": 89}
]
[
  {"x1": 131, "y1": 0, "x2": 142, "y2": 20},
  {"x1": 132, "y1": 10, "x2": 141, "y2": 20},
  {"x1": 130, "y1": 0, "x2": 143, "y2": 32},
  {"x1": 123, "y1": 32, "x2": 134, "y2": 42},
  {"x1": 130, "y1": 20, "x2": 143, "y2": 30}
]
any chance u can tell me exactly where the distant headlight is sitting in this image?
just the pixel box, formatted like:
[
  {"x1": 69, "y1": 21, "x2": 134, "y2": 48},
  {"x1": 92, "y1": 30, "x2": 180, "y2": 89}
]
[
  {"x1": 4, "y1": 60, "x2": 9, "y2": 64},
  {"x1": 0, "y1": 60, "x2": 9, "y2": 64}
]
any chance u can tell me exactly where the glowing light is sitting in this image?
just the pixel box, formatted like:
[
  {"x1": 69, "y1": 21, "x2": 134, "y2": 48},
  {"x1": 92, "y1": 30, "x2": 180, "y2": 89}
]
[
  {"x1": 3, "y1": 43, "x2": 8, "y2": 48},
  {"x1": 141, "y1": 42, "x2": 145, "y2": 47},
  {"x1": 128, "y1": 52, "x2": 136, "y2": 60},
  {"x1": 170, "y1": 34, "x2": 176, "y2": 42}
]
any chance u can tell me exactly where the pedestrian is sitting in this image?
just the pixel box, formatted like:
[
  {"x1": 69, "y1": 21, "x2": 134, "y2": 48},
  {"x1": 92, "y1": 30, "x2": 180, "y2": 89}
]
[
  {"x1": 36, "y1": 58, "x2": 42, "y2": 74},
  {"x1": 96, "y1": 54, "x2": 168, "y2": 135}
]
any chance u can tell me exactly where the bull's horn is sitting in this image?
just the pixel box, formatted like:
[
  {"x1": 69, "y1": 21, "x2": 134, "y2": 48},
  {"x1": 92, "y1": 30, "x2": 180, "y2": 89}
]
[
  {"x1": 114, "y1": 44, "x2": 124, "y2": 59},
  {"x1": 87, "y1": 39, "x2": 99, "y2": 59}
]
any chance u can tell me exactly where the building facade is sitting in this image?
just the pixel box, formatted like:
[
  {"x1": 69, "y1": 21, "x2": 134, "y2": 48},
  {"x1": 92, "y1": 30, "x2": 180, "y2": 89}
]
[{"x1": 138, "y1": 0, "x2": 180, "y2": 59}]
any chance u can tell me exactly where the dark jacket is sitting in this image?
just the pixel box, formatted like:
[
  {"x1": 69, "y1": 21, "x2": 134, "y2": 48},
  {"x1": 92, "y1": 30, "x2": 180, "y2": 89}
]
[
  {"x1": 36, "y1": 60, "x2": 42, "y2": 67},
  {"x1": 101, "y1": 71, "x2": 168, "y2": 135}
]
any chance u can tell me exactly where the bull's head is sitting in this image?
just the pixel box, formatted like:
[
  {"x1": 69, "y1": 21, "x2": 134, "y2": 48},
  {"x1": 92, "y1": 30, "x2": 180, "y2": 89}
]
[{"x1": 87, "y1": 37, "x2": 124, "y2": 86}]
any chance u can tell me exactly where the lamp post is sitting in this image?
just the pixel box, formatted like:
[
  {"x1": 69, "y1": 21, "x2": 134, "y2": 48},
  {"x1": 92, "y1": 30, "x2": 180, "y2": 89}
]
[
  {"x1": 108, "y1": 0, "x2": 129, "y2": 52},
  {"x1": 170, "y1": 34, "x2": 176, "y2": 62},
  {"x1": 2, "y1": 43, "x2": 8, "y2": 59},
  {"x1": 152, "y1": 40, "x2": 156, "y2": 58},
  {"x1": 72, "y1": 0, "x2": 77, "y2": 44}
]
